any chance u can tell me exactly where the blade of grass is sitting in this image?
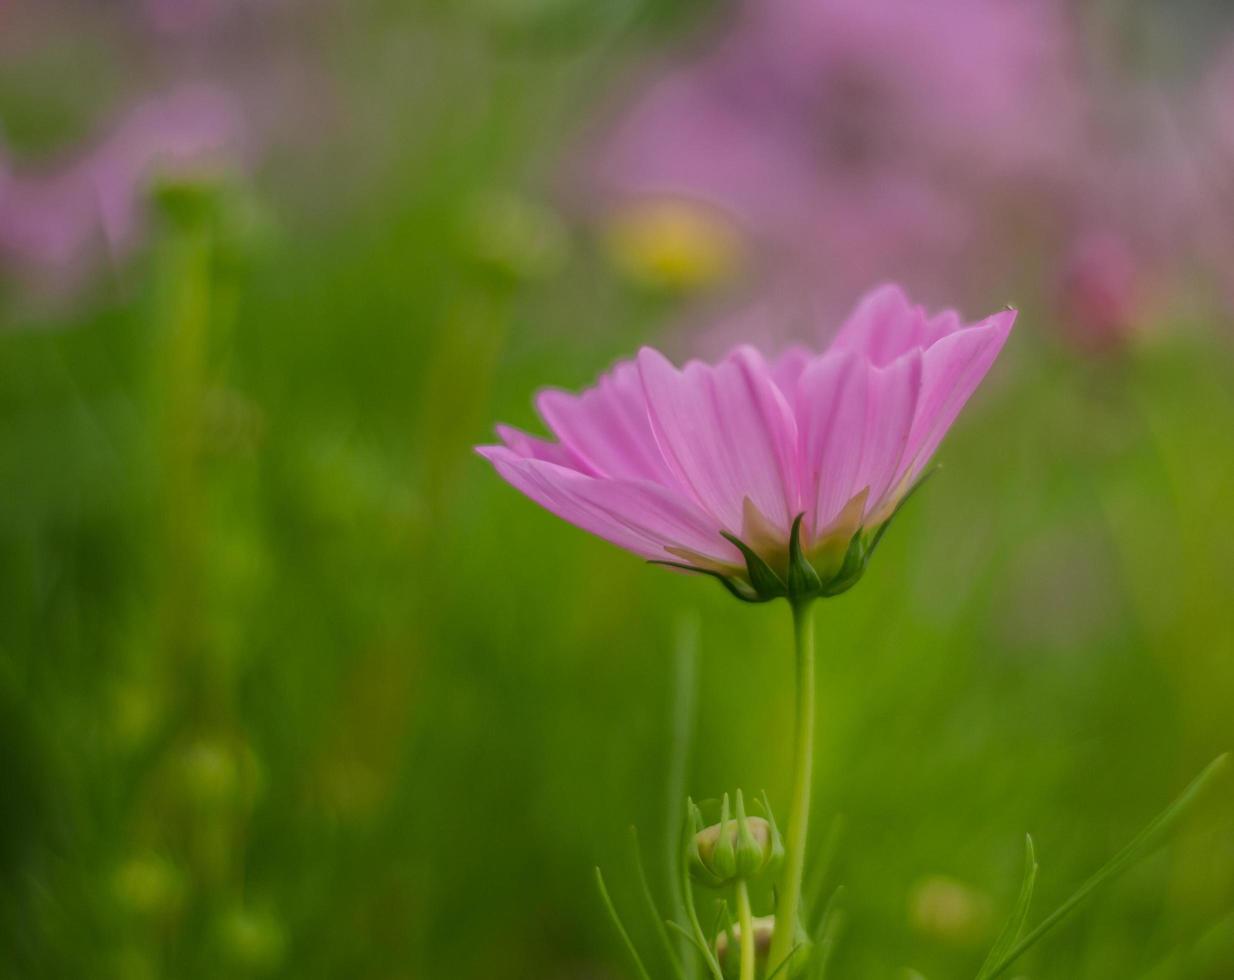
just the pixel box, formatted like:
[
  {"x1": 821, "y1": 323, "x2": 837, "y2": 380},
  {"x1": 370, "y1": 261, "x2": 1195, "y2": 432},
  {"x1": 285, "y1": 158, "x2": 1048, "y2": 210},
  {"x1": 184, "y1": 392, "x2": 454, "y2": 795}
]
[
  {"x1": 981, "y1": 754, "x2": 1229, "y2": 980},
  {"x1": 680, "y1": 838, "x2": 725, "y2": 980},
  {"x1": 596, "y1": 866, "x2": 653, "y2": 980},
  {"x1": 668, "y1": 920, "x2": 719, "y2": 966},
  {"x1": 630, "y1": 826, "x2": 686, "y2": 980},
  {"x1": 975, "y1": 835, "x2": 1038, "y2": 980},
  {"x1": 812, "y1": 907, "x2": 846, "y2": 980},
  {"x1": 809, "y1": 886, "x2": 847, "y2": 980},
  {"x1": 804, "y1": 814, "x2": 845, "y2": 935}
]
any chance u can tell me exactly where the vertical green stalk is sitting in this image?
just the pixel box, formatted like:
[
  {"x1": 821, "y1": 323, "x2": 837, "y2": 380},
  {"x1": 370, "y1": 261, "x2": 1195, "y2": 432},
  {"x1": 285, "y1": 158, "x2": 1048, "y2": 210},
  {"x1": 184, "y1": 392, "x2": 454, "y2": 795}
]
[
  {"x1": 769, "y1": 599, "x2": 816, "y2": 975},
  {"x1": 154, "y1": 197, "x2": 212, "y2": 696},
  {"x1": 735, "y1": 879, "x2": 756, "y2": 980}
]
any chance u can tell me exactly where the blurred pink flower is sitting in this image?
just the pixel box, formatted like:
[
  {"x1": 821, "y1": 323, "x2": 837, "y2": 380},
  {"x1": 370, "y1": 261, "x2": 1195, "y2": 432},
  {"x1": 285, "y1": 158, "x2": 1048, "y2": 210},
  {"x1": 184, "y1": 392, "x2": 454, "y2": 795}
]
[
  {"x1": 587, "y1": 0, "x2": 1081, "y2": 316},
  {"x1": 0, "y1": 85, "x2": 245, "y2": 293},
  {"x1": 143, "y1": 0, "x2": 233, "y2": 35},
  {"x1": 479, "y1": 284, "x2": 1013, "y2": 592},
  {"x1": 1055, "y1": 230, "x2": 1147, "y2": 353},
  {"x1": 1043, "y1": 39, "x2": 1234, "y2": 341}
]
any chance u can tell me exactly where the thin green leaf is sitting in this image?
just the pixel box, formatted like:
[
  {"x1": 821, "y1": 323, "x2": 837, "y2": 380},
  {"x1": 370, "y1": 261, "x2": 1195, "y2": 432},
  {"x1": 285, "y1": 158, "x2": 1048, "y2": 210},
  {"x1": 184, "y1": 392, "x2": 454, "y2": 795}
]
[
  {"x1": 595, "y1": 867, "x2": 653, "y2": 980},
  {"x1": 680, "y1": 829, "x2": 725, "y2": 980},
  {"x1": 805, "y1": 815, "x2": 845, "y2": 934},
  {"x1": 811, "y1": 907, "x2": 846, "y2": 980},
  {"x1": 975, "y1": 835, "x2": 1038, "y2": 980},
  {"x1": 980, "y1": 754, "x2": 1229, "y2": 980},
  {"x1": 809, "y1": 886, "x2": 846, "y2": 980},
  {"x1": 629, "y1": 827, "x2": 686, "y2": 980},
  {"x1": 668, "y1": 920, "x2": 720, "y2": 966}
]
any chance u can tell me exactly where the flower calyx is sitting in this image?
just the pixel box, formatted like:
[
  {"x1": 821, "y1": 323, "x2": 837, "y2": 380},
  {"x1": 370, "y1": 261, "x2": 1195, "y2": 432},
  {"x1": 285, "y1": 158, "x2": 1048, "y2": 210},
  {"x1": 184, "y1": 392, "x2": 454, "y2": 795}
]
[
  {"x1": 656, "y1": 469, "x2": 937, "y2": 604},
  {"x1": 717, "y1": 511, "x2": 871, "y2": 604},
  {"x1": 687, "y1": 790, "x2": 784, "y2": 888}
]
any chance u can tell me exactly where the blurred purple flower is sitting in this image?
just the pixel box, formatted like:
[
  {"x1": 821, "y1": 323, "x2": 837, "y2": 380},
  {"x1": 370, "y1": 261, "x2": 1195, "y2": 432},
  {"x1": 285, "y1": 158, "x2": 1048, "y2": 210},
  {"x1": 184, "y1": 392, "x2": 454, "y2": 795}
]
[
  {"x1": 587, "y1": 0, "x2": 1083, "y2": 319},
  {"x1": 0, "y1": 85, "x2": 246, "y2": 295}
]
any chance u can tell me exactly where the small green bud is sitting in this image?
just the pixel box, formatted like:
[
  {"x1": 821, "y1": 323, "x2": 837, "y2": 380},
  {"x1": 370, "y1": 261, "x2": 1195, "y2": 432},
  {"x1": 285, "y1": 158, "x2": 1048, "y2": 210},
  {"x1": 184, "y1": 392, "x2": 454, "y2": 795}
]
[
  {"x1": 715, "y1": 914, "x2": 776, "y2": 974},
  {"x1": 689, "y1": 790, "x2": 782, "y2": 888}
]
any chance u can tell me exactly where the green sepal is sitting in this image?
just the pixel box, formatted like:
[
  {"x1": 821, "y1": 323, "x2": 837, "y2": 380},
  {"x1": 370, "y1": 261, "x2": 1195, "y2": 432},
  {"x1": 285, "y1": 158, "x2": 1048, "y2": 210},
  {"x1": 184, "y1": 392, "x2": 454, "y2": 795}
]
[
  {"x1": 648, "y1": 561, "x2": 766, "y2": 603},
  {"x1": 712, "y1": 794, "x2": 737, "y2": 881},
  {"x1": 866, "y1": 465, "x2": 939, "y2": 561},
  {"x1": 759, "y1": 789, "x2": 786, "y2": 872},
  {"x1": 687, "y1": 798, "x2": 723, "y2": 888},
  {"x1": 733, "y1": 789, "x2": 764, "y2": 878},
  {"x1": 820, "y1": 532, "x2": 868, "y2": 597},
  {"x1": 720, "y1": 531, "x2": 788, "y2": 600},
  {"x1": 787, "y1": 514, "x2": 823, "y2": 599},
  {"x1": 652, "y1": 466, "x2": 940, "y2": 606}
]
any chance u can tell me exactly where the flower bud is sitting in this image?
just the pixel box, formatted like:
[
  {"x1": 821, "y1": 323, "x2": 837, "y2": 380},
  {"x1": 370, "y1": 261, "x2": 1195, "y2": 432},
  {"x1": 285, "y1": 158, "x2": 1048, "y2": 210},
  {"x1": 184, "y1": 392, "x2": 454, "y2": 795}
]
[
  {"x1": 688, "y1": 790, "x2": 783, "y2": 888},
  {"x1": 715, "y1": 914, "x2": 776, "y2": 973}
]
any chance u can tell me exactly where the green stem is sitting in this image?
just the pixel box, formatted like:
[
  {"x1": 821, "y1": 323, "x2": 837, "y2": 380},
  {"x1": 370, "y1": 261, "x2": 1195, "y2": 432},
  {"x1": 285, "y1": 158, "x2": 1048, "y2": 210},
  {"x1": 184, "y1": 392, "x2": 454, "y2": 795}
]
[
  {"x1": 768, "y1": 600, "x2": 816, "y2": 976},
  {"x1": 155, "y1": 212, "x2": 212, "y2": 696},
  {"x1": 736, "y1": 879, "x2": 756, "y2": 980}
]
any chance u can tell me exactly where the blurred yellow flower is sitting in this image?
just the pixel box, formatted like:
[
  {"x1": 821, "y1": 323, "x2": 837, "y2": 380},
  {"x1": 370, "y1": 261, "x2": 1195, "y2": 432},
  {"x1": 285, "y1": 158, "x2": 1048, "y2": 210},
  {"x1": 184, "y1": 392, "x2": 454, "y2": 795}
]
[{"x1": 604, "y1": 197, "x2": 744, "y2": 292}]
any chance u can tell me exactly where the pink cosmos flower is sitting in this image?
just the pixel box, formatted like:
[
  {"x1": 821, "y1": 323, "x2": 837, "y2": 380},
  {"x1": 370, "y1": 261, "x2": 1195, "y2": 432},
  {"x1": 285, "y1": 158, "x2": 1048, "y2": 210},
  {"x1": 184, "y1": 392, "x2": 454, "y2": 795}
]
[{"x1": 478, "y1": 285, "x2": 1013, "y2": 601}]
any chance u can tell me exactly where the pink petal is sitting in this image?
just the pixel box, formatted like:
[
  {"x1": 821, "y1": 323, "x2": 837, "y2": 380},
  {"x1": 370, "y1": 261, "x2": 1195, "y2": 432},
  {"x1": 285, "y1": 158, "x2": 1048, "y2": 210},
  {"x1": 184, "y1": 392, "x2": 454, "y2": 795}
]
[
  {"x1": 477, "y1": 445, "x2": 737, "y2": 564},
  {"x1": 771, "y1": 344, "x2": 813, "y2": 401},
  {"x1": 638, "y1": 345, "x2": 799, "y2": 533},
  {"x1": 535, "y1": 361, "x2": 674, "y2": 485},
  {"x1": 901, "y1": 309, "x2": 1016, "y2": 484},
  {"x1": 829, "y1": 283, "x2": 931, "y2": 367},
  {"x1": 795, "y1": 349, "x2": 869, "y2": 534},
  {"x1": 495, "y1": 424, "x2": 590, "y2": 471},
  {"x1": 856, "y1": 351, "x2": 924, "y2": 518}
]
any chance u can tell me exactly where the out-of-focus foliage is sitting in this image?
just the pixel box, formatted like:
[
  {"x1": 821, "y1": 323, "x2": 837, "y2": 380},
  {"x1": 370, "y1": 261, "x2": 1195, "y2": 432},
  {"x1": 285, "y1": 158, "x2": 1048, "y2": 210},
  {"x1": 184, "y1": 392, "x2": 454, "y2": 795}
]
[{"x1": 1, "y1": 2, "x2": 1232, "y2": 979}]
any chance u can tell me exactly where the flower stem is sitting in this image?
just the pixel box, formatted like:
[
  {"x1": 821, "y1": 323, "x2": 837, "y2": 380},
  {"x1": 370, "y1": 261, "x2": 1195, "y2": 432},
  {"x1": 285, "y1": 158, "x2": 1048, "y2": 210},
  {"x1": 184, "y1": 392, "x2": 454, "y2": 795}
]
[
  {"x1": 735, "y1": 879, "x2": 756, "y2": 980},
  {"x1": 768, "y1": 599, "x2": 816, "y2": 975}
]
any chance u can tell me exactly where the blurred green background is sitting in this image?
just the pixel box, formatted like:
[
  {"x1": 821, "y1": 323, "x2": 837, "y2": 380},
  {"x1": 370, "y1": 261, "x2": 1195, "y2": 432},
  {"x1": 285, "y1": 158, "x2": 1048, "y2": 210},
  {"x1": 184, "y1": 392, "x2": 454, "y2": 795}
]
[{"x1": 2, "y1": 2, "x2": 1233, "y2": 978}]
